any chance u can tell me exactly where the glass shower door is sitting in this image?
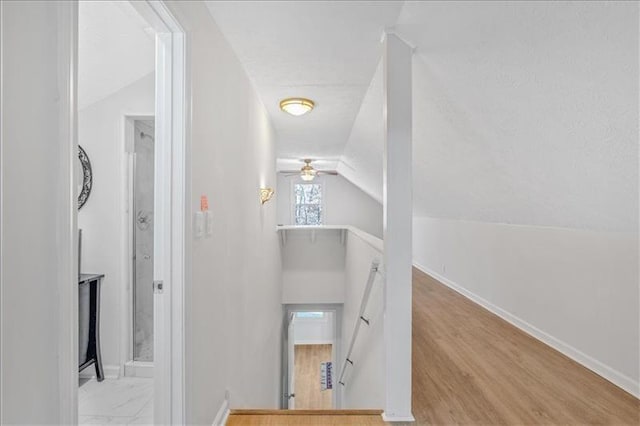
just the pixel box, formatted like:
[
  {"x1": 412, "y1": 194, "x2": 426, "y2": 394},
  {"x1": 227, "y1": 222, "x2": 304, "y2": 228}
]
[{"x1": 133, "y1": 120, "x2": 154, "y2": 362}]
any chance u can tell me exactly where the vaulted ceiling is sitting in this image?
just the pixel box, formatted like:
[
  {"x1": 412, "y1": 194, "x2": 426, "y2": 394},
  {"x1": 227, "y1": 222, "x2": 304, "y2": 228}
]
[
  {"x1": 78, "y1": 1, "x2": 154, "y2": 109},
  {"x1": 78, "y1": 1, "x2": 636, "y2": 233},
  {"x1": 205, "y1": 1, "x2": 402, "y2": 161},
  {"x1": 207, "y1": 1, "x2": 637, "y2": 233},
  {"x1": 407, "y1": 1, "x2": 637, "y2": 232},
  {"x1": 344, "y1": 1, "x2": 637, "y2": 232}
]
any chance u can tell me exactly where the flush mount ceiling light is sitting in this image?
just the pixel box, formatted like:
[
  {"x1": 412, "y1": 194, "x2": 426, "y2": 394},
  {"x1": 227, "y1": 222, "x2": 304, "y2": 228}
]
[{"x1": 279, "y1": 97, "x2": 315, "y2": 116}]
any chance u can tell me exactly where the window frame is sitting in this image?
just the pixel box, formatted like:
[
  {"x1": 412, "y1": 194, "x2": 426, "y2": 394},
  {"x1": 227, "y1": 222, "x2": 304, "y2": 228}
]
[{"x1": 291, "y1": 177, "x2": 325, "y2": 226}]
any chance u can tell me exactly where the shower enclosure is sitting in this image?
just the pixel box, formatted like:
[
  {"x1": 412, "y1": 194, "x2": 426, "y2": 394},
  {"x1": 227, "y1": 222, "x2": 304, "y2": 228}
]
[{"x1": 132, "y1": 120, "x2": 154, "y2": 363}]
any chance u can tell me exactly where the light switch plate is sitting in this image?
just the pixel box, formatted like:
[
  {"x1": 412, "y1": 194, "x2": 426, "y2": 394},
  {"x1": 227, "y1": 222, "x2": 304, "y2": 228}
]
[
  {"x1": 205, "y1": 211, "x2": 214, "y2": 237},
  {"x1": 194, "y1": 211, "x2": 204, "y2": 239}
]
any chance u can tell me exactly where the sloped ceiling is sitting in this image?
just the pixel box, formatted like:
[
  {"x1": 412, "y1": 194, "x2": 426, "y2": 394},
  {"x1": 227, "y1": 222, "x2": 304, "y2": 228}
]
[
  {"x1": 78, "y1": 1, "x2": 155, "y2": 109},
  {"x1": 207, "y1": 1, "x2": 636, "y2": 232},
  {"x1": 341, "y1": 1, "x2": 638, "y2": 232},
  {"x1": 205, "y1": 1, "x2": 403, "y2": 160},
  {"x1": 338, "y1": 60, "x2": 383, "y2": 203}
]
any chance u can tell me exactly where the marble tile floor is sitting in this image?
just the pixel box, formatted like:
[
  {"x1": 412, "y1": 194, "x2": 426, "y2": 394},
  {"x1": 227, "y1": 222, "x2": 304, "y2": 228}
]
[{"x1": 79, "y1": 377, "x2": 153, "y2": 425}]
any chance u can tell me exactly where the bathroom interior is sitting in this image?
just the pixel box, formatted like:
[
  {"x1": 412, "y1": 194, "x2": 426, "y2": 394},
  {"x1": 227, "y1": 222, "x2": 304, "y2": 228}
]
[{"x1": 77, "y1": 1, "x2": 157, "y2": 424}]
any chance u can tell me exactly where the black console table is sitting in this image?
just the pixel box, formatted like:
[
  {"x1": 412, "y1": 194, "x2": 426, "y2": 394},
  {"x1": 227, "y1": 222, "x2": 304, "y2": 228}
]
[{"x1": 79, "y1": 273, "x2": 105, "y2": 381}]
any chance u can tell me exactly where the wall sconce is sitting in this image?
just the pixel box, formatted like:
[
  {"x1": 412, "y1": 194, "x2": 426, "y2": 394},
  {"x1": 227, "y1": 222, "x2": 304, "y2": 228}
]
[{"x1": 260, "y1": 187, "x2": 274, "y2": 205}]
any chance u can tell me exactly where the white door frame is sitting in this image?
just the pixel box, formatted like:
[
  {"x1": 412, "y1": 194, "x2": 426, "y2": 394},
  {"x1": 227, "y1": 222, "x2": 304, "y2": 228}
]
[
  {"x1": 63, "y1": 1, "x2": 188, "y2": 424},
  {"x1": 132, "y1": 2, "x2": 188, "y2": 424},
  {"x1": 283, "y1": 304, "x2": 343, "y2": 410},
  {"x1": 287, "y1": 314, "x2": 296, "y2": 409}
]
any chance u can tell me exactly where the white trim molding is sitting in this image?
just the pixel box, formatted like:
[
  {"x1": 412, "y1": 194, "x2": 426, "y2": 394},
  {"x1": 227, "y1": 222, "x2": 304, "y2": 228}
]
[
  {"x1": 413, "y1": 262, "x2": 640, "y2": 399},
  {"x1": 381, "y1": 413, "x2": 417, "y2": 423},
  {"x1": 124, "y1": 361, "x2": 154, "y2": 378},
  {"x1": 125, "y1": 1, "x2": 189, "y2": 424},
  {"x1": 58, "y1": 2, "x2": 79, "y2": 424}
]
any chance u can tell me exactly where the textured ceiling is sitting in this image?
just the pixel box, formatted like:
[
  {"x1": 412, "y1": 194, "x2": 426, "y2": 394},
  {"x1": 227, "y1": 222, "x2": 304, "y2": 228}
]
[
  {"x1": 342, "y1": 1, "x2": 638, "y2": 232},
  {"x1": 204, "y1": 1, "x2": 403, "y2": 160},
  {"x1": 78, "y1": 1, "x2": 155, "y2": 109}
]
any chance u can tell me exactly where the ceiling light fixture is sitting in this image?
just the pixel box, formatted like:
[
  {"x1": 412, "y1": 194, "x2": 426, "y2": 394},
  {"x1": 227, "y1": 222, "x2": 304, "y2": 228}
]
[
  {"x1": 279, "y1": 98, "x2": 315, "y2": 116},
  {"x1": 300, "y1": 159, "x2": 317, "y2": 181}
]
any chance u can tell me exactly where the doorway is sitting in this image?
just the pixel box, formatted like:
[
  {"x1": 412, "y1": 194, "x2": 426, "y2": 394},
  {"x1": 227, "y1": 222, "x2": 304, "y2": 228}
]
[
  {"x1": 76, "y1": 0, "x2": 157, "y2": 421},
  {"x1": 72, "y1": 1, "x2": 187, "y2": 424},
  {"x1": 284, "y1": 305, "x2": 342, "y2": 410}
]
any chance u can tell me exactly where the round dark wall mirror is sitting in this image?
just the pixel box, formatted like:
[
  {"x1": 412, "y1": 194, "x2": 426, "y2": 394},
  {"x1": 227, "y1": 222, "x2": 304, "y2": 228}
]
[{"x1": 78, "y1": 145, "x2": 93, "y2": 210}]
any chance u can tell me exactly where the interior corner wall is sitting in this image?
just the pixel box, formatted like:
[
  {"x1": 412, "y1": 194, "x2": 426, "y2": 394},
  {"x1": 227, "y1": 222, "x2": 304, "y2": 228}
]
[
  {"x1": 277, "y1": 174, "x2": 383, "y2": 238},
  {"x1": 413, "y1": 216, "x2": 640, "y2": 397},
  {"x1": 165, "y1": 2, "x2": 283, "y2": 423},
  {"x1": 1, "y1": 1, "x2": 74, "y2": 423},
  {"x1": 77, "y1": 73, "x2": 155, "y2": 374}
]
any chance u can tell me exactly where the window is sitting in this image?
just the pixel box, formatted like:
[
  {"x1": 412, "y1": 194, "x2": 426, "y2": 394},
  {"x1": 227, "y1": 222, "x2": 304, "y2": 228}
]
[
  {"x1": 295, "y1": 312, "x2": 325, "y2": 319},
  {"x1": 294, "y1": 183, "x2": 323, "y2": 225}
]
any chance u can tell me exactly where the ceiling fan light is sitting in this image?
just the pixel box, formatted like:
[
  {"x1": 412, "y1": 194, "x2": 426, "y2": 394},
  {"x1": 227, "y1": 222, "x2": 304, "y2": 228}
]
[
  {"x1": 300, "y1": 168, "x2": 316, "y2": 181},
  {"x1": 280, "y1": 98, "x2": 314, "y2": 116}
]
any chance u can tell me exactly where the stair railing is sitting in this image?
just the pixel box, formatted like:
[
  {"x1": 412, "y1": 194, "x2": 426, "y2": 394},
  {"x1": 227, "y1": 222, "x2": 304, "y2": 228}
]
[{"x1": 338, "y1": 259, "x2": 382, "y2": 386}]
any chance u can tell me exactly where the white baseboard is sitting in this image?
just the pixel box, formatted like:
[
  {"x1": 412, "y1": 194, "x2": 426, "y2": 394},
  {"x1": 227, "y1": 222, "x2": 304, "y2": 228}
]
[
  {"x1": 124, "y1": 361, "x2": 154, "y2": 378},
  {"x1": 79, "y1": 364, "x2": 120, "y2": 380},
  {"x1": 212, "y1": 398, "x2": 230, "y2": 426},
  {"x1": 413, "y1": 262, "x2": 640, "y2": 399},
  {"x1": 381, "y1": 412, "x2": 415, "y2": 423}
]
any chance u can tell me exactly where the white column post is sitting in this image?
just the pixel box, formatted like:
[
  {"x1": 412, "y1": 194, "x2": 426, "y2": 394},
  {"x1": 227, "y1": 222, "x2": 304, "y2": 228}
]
[{"x1": 382, "y1": 32, "x2": 414, "y2": 423}]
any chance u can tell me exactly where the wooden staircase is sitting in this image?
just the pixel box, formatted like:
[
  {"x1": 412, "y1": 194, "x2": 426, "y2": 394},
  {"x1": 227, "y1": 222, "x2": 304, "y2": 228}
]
[{"x1": 225, "y1": 409, "x2": 386, "y2": 425}]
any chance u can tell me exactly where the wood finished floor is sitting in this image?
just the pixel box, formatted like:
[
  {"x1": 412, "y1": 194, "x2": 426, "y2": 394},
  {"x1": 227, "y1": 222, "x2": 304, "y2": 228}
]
[
  {"x1": 228, "y1": 268, "x2": 639, "y2": 425},
  {"x1": 294, "y1": 344, "x2": 333, "y2": 410},
  {"x1": 412, "y1": 267, "x2": 639, "y2": 425},
  {"x1": 226, "y1": 410, "x2": 385, "y2": 425}
]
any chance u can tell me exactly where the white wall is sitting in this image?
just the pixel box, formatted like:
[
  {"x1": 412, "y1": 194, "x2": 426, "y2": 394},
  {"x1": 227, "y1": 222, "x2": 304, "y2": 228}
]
[
  {"x1": 403, "y1": 2, "x2": 640, "y2": 399},
  {"x1": 1, "y1": 1, "x2": 75, "y2": 423},
  {"x1": 78, "y1": 73, "x2": 155, "y2": 374},
  {"x1": 279, "y1": 226, "x2": 385, "y2": 407},
  {"x1": 293, "y1": 313, "x2": 334, "y2": 345},
  {"x1": 277, "y1": 174, "x2": 383, "y2": 238},
  {"x1": 165, "y1": 2, "x2": 283, "y2": 423},
  {"x1": 413, "y1": 216, "x2": 640, "y2": 397},
  {"x1": 341, "y1": 230, "x2": 385, "y2": 408},
  {"x1": 281, "y1": 229, "x2": 345, "y2": 304},
  {"x1": 334, "y1": 1, "x2": 640, "y2": 402}
]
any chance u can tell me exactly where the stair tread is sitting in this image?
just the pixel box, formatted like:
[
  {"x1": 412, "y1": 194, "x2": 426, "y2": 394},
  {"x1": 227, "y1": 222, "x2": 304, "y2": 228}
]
[{"x1": 229, "y1": 409, "x2": 383, "y2": 416}]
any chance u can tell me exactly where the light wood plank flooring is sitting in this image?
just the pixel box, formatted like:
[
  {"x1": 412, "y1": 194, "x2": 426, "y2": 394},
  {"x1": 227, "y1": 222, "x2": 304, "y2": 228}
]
[
  {"x1": 412, "y1": 267, "x2": 639, "y2": 425},
  {"x1": 228, "y1": 268, "x2": 638, "y2": 425},
  {"x1": 294, "y1": 344, "x2": 333, "y2": 410},
  {"x1": 226, "y1": 410, "x2": 385, "y2": 425}
]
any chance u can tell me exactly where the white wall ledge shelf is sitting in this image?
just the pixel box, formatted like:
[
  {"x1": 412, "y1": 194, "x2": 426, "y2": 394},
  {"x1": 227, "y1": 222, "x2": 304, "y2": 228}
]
[{"x1": 276, "y1": 225, "x2": 383, "y2": 252}]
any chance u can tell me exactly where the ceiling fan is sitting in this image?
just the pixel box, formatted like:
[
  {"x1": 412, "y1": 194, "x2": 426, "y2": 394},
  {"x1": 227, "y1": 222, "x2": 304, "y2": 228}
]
[{"x1": 280, "y1": 159, "x2": 338, "y2": 181}]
